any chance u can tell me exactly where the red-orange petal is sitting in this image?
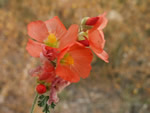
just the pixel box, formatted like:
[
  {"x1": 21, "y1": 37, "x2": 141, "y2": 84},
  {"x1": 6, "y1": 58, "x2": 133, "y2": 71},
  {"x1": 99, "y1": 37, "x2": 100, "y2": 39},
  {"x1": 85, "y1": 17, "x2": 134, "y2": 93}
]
[
  {"x1": 69, "y1": 43, "x2": 92, "y2": 78},
  {"x1": 89, "y1": 29, "x2": 105, "y2": 53},
  {"x1": 94, "y1": 50, "x2": 109, "y2": 63},
  {"x1": 56, "y1": 65, "x2": 80, "y2": 83},
  {"x1": 26, "y1": 39, "x2": 42, "y2": 57},
  {"x1": 27, "y1": 21, "x2": 49, "y2": 42},
  {"x1": 56, "y1": 43, "x2": 93, "y2": 83},
  {"x1": 98, "y1": 30, "x2": 105, "y2": 49},
  {"x1": 59, "y1": 24, "x2": 79, "y2": 50},
  {"x1": 56, "y1": 47, "x2": 80, "y2": 83},
  {"x1": 45, "y1": 16, "x2": 67, "y2": 39},
  {"x1": 91, "y1": 12, "x2": 108, "y2": 31},
  {"x1": 98, "y1": 13, "x2": 108, "y2": 30}
]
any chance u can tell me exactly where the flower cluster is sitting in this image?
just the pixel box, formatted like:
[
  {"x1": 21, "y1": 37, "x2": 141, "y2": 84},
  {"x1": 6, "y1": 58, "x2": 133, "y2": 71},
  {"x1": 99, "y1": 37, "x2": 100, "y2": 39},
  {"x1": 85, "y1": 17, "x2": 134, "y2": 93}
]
[{"x1": 26, "y1": 13, "x2": 109, "y2": 113}]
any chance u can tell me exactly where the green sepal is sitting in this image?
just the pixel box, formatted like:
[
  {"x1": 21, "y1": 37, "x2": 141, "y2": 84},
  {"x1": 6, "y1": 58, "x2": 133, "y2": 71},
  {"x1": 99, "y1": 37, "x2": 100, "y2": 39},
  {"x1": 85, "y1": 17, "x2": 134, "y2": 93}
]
[
  {"x1": 81, "y1": 17, "x2": 89, "y2": 25},
  {"x1": 78, "y1": 32, "x2": 88, "y2": 41},
  {"x1": 81, "y1": 25, "x2": 93, "y2": 31},
  {"x1": 36, "y1": 79, "x2": 51, "y2": 89}
]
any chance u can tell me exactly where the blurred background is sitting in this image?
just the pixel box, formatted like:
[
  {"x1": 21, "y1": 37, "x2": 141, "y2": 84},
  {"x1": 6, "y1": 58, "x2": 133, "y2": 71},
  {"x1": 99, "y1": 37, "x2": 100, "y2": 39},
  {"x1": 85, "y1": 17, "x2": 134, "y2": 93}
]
[{"x1": 0, "y1": 0, "x2": 150, "y2": 113}]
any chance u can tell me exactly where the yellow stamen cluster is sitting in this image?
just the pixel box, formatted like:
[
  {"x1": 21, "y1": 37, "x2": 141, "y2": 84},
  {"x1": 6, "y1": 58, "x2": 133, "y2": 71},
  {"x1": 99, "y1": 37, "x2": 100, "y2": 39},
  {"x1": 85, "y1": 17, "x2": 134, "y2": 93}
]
[
  {"x1": 60, "y1": 53, "x2": 74, "y2": 65},
  {"x1": 48, "y1": 34, "x2": 57, "y2": 43},
  {"x1": 44, "y1": 33, "x2": 58, "y2": 48}
]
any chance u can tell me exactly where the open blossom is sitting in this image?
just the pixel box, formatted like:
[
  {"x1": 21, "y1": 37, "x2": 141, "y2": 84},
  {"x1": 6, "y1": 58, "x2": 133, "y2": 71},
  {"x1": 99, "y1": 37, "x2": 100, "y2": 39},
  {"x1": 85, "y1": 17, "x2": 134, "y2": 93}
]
[
  {"x1": 26, "y1": 16, "x2": 78, "y2": 58},
  {"x1": 80, "y1": 13, "x2": 109, "y2": 63},
  {"x1": 56, "y1": 43, "x2": 93, "y2": 83}
]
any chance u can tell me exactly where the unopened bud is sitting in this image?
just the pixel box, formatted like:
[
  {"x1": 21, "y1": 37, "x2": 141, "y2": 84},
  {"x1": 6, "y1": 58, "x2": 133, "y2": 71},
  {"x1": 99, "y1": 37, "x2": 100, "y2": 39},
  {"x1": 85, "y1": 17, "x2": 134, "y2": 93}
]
[
  {"x1": 85, "y1": 17, "x2": 99, "y2": 25},
  {"x1": 36, "y1": 84, "x2": 47, "y2": 94},
  {"x1": 78, "y1": 37, "x2": 89, "y2": 47},
  {"x1": 81, "y1": 17, "x2": 89, "y2": 25},
  {"x1": 81, "y1": 17, "x2": 94, "y2": 31}
]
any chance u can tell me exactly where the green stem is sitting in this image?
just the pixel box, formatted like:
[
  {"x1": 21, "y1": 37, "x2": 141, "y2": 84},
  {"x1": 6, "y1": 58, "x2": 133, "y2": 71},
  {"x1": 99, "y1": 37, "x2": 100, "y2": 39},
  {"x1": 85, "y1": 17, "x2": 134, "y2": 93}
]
[{"x1": 30, "y1": 92, "x2": 38, "y2": 113}]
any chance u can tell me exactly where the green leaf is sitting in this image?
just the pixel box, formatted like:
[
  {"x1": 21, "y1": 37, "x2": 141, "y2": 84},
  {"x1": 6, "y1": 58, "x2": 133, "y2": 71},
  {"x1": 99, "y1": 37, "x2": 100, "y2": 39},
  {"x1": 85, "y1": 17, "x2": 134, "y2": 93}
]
[
  {"x1": 39, "y1": 95, "x2": 45, "y2": 99},
  {"x1": 43, "y1": 104, "x2": 50, "y2": 113},
  {"x1": 38, "y1": 95, "x2": 46, "y2": 107},
  {"x1": 37, "y1": 95, "x2": 56, "y2": 113},
  {"x1": 51, "y1": 102, "x2": 56, "y2": 109}
]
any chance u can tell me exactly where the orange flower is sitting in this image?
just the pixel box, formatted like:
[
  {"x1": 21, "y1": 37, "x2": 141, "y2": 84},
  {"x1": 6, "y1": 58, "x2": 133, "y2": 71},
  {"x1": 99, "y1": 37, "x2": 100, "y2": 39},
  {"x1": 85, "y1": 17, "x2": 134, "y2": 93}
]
[
  {"x1": 26, "y1": 16, "x2": 78, "y2": 58},
  {"x1": 80, "y1": 13, "x2": 109, "y2": 63},
  {"x1": 56, "y1": 43, "x2": 93, "y2": 83}
]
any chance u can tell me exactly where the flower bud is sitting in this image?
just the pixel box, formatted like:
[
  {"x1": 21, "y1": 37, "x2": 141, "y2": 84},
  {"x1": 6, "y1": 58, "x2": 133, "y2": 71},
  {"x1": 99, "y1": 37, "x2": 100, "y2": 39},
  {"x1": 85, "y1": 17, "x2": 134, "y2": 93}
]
[
  {"x1": 85, "y1": 17, "x2": 99, "y2": 26},
  {"x1": 36, "y1": 84, "x2": 47, "y2": 94},
  {"x1": 78, "y1": 37, "x2": 89, "y2": 47},
  {"x1": 81, "y1": 17, "x2": 89, "y2": 25}
]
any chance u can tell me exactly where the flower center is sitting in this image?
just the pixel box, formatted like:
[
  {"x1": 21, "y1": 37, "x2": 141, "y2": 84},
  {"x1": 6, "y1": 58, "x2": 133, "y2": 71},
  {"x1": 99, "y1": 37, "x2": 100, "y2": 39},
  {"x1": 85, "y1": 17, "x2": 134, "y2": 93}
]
[
  {"x1": 44, "y1": 33, "x2": 58, "y2": 48},
  {"x1": 60, "y1": 53, "x2": 74, "y2": 65}
]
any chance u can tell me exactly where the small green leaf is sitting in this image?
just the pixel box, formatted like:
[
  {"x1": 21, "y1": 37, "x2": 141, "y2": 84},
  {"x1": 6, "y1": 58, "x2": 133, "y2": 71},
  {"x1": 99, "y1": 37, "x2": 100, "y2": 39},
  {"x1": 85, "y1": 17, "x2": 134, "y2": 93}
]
[
  {"x1": 51, "y1": 102, "x2": 56, "y2": 109},
  {"x1": 43, "y1": 104, "x2": 49, "y2": 113},
  {"x1": 38, "y1": 95, "x2": 47, "y2": 107},
  {"x1": 39, "y1": 95, "x2": 45, "y2": 99},
  {"x1": 37, "y1": 95, "x2": 55, "y2": 113}
]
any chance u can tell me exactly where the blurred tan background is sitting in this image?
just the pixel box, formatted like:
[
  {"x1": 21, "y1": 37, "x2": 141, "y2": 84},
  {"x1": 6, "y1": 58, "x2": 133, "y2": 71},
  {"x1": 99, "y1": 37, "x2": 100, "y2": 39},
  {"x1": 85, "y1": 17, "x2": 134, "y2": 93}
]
[{"x1": 0, "y1": 0, "x2": 150, "y2": 113}]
